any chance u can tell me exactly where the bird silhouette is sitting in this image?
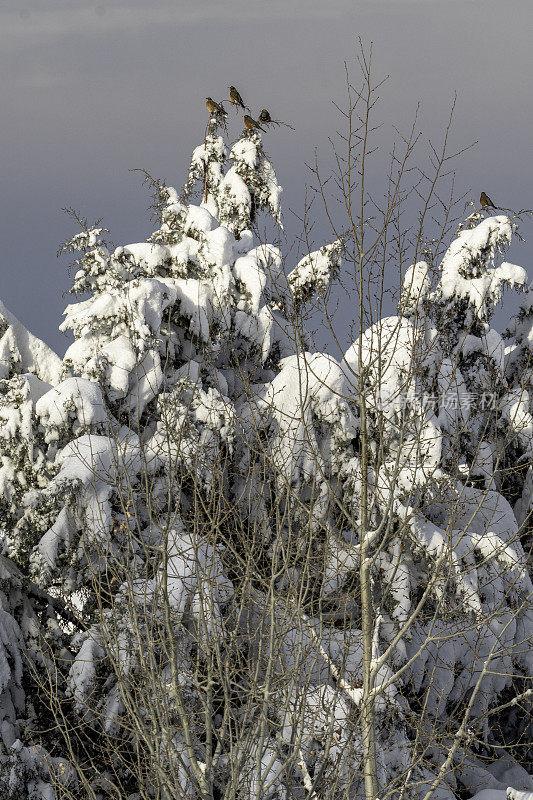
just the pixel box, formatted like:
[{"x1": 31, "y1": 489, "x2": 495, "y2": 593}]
[
  {"x1": 480, "y1": 192, "x2": 497, "y2": 210},
  {"x1": 206, "y1": 97, "x2": 227, "y2": 117},
  {"x1": 243, "y1": 115, "x2": 265, "y2": 132},
  {"x1": 229, "y1": 86, "x2": 247, "y2": 111}
]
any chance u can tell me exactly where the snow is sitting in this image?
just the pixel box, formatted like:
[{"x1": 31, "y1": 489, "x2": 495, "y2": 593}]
[
  {"x1": 67, "y1": 634, "x2": 105, "y2": 713},
  {"x1": 182, "y1": 204, "x2": 216, "y2": 235},
  {"x1": 33, "y1": 506, "x2": 75, "y2": 579},
  {"x1": 487, "y1": 761, "x2": 533, "y2": 791},
  {"x1": 201, "y1": 195, "x2": 219, "y2": 218},
  {"x1": 116, "y1": 242, "x2": 170, "y2": 274},
  {"x1": 500, "y1": 387, "x2": 533, "y2": 449},
  {"x1": 402, "y1": 261, "x2": 431, "y2": 311},
  {"x1": 36, "y1": 377, "x2": 106, "y2": 439},
  {"x1": 471, "y1": 439, "x2": 496, "y2": 486},
  {"x1": 281, "y1": 684, "x2": 352, "y2": 768},
  {"x1": 344, "y1": 315, "x2": 420, "y2": 388},
  {"x1": 217, "y1": 166, "x2": 255, "y2": 237},
  {"x1": 460, "y1": 328, "x2": 505, "y2": 373},
  {"x1": 233, "y1": 306, "x2": 273, "y2": 361},
  {"x1": 62, "y1": 278, "x2": 176, "y2": 341},
  {"x1": 189, "y1": 135, "x2": 226, "y2": 171},
  {"x1": 30, "y1": 433, "x2": 117, "y2": 580},
  {"x1": 0, "y1": 373, "x2": 49, "y2": 445},
  {"x1": 436, "y1": 217, "x2": 526, "y2": 316},
  {"x1": 174, "y1": 359, "x2": 201, "y2": 384},
  {"x1": 92, "y1": 335, "x2": 138, "y2": 394},
  {"x1": 260, "y1": 158, "x2": 283, "y2": 215},
  {"x1": 126, "y1": 525, "x2": 234, "y2": 640},
  {"x1": 0, "y1": 300, "x2": 63, "y2": 385},
  {"x1": 234, "y1": 229, "x2": 254, "y2": 254},
  {"x1": 343, "y1": 316, "x2": 424, "y2": 414},
  {"x1": 202, "y1": 225, "x2": 235, "y2": 270},
  {"x1": 234, "y1": 253, "x2": 268, "y2": 314},
  {"x1": 288, "y1": 241, "x2": 342, "y2": 305},
  {"x1": 167, "y1": 237, "x2": 200, "y2": 273},
  {"x1": 254, "y1": 352, "x2": 359, "y2": 482},
  {"x1": 395, "y1": 477, "x2": 532, "y2": 717},
  {"x1": 234, "y1": 244, "x2": 285, "y2": 320},
  {"x1": 219, "y1": 167, "x2": 251, "y2": 216},
  {"x1": 174, "y1": 278, "x2": 212, "y2": 339},
  {"x1": 230, "y1": 138, "x2": 259, "y2": 169},
  {"x1": 61, "y1": 279, "x2": 201, "y2": 400},
  {"x1": 471, "y1": 792, "x2": 533, "y2": 800},
  {"x1": 122, "y1": 347, "x2": 163, "y2": 413},
  {"x1": 236, "y1": 738, "x2": 287, "y2": 800},
  {"x1": 322, "y1": 535, "x2": 360, "y2": 595},
  {"x1": 496, "y1": 262, "x2": 528, "y2": 290},
  {"x1": 0, "y1": 610, "x2": 24, "y2": 693}
]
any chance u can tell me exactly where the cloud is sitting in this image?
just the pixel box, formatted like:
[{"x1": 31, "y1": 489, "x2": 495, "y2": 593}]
[{"x1": 1, "y1": 0, "x2": 361, "y2": 44}]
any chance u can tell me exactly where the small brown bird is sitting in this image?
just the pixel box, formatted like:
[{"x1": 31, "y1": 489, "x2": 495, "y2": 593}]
[
  {"x1": 229, "y1": 86, "x2": 246, "y2": 110},
  {"x1": 206, "y1": 97, "x2": 227, "y2": 117},
  {"x1": 480, "y1": 192, "x2": 497, "y2": 210},
  {"x1": 243, "y1": 114, "x2": 265, "y2": 132}
]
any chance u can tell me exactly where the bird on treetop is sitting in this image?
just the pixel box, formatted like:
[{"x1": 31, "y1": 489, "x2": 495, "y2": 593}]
[
  {"x1": 229, "y1": 86, "x2": 246, "y2": 110},
  {"x1": 243, "y1": 114, "x2": 265, "y2": 132},
  {"x1": 258, "y1": 108, "x2": 295, "y2": 130},
  {"x1": 206, "y1": 97, "x2": 227, "y2": 117},
  {"x1": 258, "y1": 109, "x2": 272, "y2": 124},
  {"x1": 480, "y1": 191, "x2": 497, "y2": 210}
]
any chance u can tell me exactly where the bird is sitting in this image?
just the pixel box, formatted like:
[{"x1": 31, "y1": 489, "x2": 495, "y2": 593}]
[
  {"x1": 480, "y1": 191, "x2": 497, "y2": 210},
  {"x1": 229, "y1": 86, "x2": 247, "y2": 111},
  {"x1": 243, "y1": 114, "x2": 265, "y2": 132},
  {"x1": 206, "y1": 97, "x2": 227, "y2": 117},
  {"x1": 258, "y1": 108, "x2": 295, "y2": 130}
]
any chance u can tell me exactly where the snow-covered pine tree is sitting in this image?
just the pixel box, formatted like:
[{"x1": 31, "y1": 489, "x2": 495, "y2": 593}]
[
  {"x1": 182, "y1": 113, "x2": 227, "y2": 218},
  {"x1": 0, "y1": 301, "x2": 64, "y2": 567},
  {"x1": 0, "y1": 109, "x2": 342, "y2": 799},
  {"x1": 217, "y1": 127, "x2": 282, "y2": 237},
  {"x1": 0, "y1": 304, "x2": 76, "y2": 798},
  {"x1": 182, "y1": 110, "x2": 282, "y2": 240},
  {"x1": 376, "y1": 214, "x2": 533, "y2": 797}
]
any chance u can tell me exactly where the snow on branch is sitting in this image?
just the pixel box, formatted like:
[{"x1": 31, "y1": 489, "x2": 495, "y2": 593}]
[
  {"x1": 287, "y1": 240, "x2": 342, "y2": 307},
  {"x1": 435, "y1": 216, "x2": 526, "y2": 318}
]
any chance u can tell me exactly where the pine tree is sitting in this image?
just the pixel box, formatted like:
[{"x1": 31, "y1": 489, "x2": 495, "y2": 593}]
[
  {"x1": 0, "y1": 307, "x2": 75, "y2": 798},
  {"x1": 0, "y1": 113, "x2": 337, "y2": 797}
]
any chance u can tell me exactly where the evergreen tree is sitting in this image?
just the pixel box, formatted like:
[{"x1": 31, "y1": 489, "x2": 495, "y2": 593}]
[
  {"x1": 0, "y1": 114, "x2": 324, "y2": 797},
  {"x1": 0, "y1": 307, "x2": 74, "y2": 798}
]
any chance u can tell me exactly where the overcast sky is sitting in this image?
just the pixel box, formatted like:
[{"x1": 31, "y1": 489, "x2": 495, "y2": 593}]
[{"x1": 2, "y1": 0, "x2": 533, "y2": 354}]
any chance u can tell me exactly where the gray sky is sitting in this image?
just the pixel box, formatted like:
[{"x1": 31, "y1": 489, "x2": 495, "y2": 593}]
[{"x1": 2, "y1": 0, "x2": 533, "y2": 355}]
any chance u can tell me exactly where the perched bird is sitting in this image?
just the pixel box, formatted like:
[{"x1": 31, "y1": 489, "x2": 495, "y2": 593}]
[
  {"x1": 243, "y1": 114, "x2": 265, "y2": 132},
  {"x1": 258, "y1": 108, "x2": 295, "y2": 130},
  {"x1": 480, "y1": 191, "x2": 497, "y2": 210},
  {"x1": 258, "y1": 109, "x2": 272, "y2": 124},
  {"x1": 206, "y1": 97, "x2": 227, "y2": 117},
  {"x1": 229, "y1": 86, "x2": 246, "y2": 110}
]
